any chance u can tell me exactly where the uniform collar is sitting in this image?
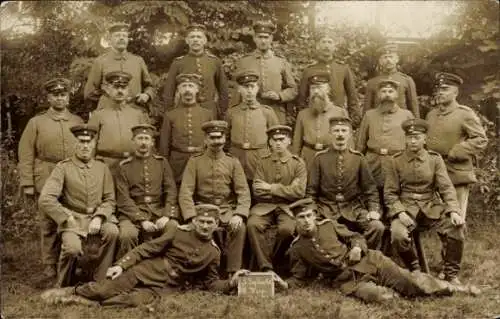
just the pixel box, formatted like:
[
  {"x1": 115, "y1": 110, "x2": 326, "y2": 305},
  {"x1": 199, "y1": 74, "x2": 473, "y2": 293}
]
[
  {"x1": 187, "y1": 50, "x2": 206, "y2": 58},
  {"x1": 72, "y1": 156, "x2": 94, "y2": 168},
  {"x1": 437, "y1": 101, "x2": 458, "y2": 115},
  {"x1": 271, "y1": 151, "x2": 292, "y2": 163},
  {"x1": 378, "y1": 103, "x2": 399, "y2": 114},
  {"x1": 316, "y1": 55, "x2": 334, "y2": 64},
  {"x1": 205, "y1": 149, "x2": 225, "y2": 160},
  {"x1": 254, "y1": 49, "x2": 274, "y2": 59},
  {"x1": 110, "y1": 49, "x2": 130, "y2": 61},
  {"x1": 46, "y1": 108, "x2": 70, "y2": 121},
  {"x1": 405, "y1": 149, "x2": 426, "y2": 162},
  {"x1": 134, "y1": 152, "x2": 152, "y2": 160},
  {"x1": 241, "y1": 102, "x2": 260, "y2": 110}
]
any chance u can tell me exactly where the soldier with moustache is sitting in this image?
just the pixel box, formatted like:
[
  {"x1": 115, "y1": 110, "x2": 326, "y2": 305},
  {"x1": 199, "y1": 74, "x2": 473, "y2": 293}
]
[{"x1": 159, "y1": 73, "x2": 215, "y2": 185}]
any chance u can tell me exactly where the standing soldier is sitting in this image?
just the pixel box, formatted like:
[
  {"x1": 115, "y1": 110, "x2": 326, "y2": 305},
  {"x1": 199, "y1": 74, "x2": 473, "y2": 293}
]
[
  {"x1": 162, "y1": 24, "x2": 228, "y2": 119},
  {"x1": 357, "y1": 80, "x2": 414, "y2": 192},
  {"x1": 307, "y1": 117, "x2": 384, "y2": 249},
  {"x1": 292, "y1": 70, "x2": 348, "y2": 169},
  {"x1": 88, "y1": 71, "x2": 150, "y2": 173},
  {"x1": 115, "y1": 124, "x2": 179, "y2": 259},
  {"x1": 364, "y1": 43, "x2": 419, "y2": 118},
  {"x1": 84, "y1": 23, "x2": 155, "y2": 111},
  {"x1": 226, "y1": 70, "x2": 279, "y2": 182},
  {"x1": 385, "y1": 118, "x2": 466, "y2": 283},
  {"x1": 247, "y1": 125, "x2": 307, "y2": 272},
  {"x1": 179, "y1": 120, "x2": 250, "y2": 277},
  {"x1": 18, "y1": 77, "x2": 83, "y2": 282},
  {"x1": 234, "y1": 20, "x2": 297, "y2": 124},
  {"x1": 159, "y1": 73, "x2": 215, "y2": 184},
  {"x1": 298, "y1": 31, "x2": 361, "y2": 127},
  {"x1": 426, "y1": 72, "x2": 488, "y2": 219},
  {"x1": 38, "y1": 124, "x2": 118, "y2": 288}
]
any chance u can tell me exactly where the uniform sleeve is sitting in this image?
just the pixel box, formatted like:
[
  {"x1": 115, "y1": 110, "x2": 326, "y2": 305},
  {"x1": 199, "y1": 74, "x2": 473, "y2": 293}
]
[
  {"x1": 139, "y1": 110, "x2": 151, "y2": 124},
  {"x1": 139, "y1": 57, "x2": 156, "y2": 100},
  {"x1": 291, "y1": 112, "x2": 304, "y2": 155},
  {"x1": 115, "y1": 164, "x2": 143, "y2": 223},
  {"x1": 448, "y1": 110, "x2": 488, "y2": 160},
  {"x1": 252, "y1": 160, "x2": 272, "y2": 201},
  {"x1": 406, "y1": 77, "x2": 419, "y2": 118},
  {"x1": 93, "y1": 164, "x2": 116, "y2": 220},
  {"x1": 305, "y1": 155, "x2": 320, "y2": 199},
  {"x1": 434, "y1": 155, "x2": 461, "y2": 216},
  {"x1": 297, "y1": 68, "x2": 310, "y2": 110},
  {"x1": 278, "y1": 59, "x2": 298, "y2": 102},
  {"x1": 332, "y1": 221, "x2": 368, "y2": 254},
  {"x1": 355, "y1": 114, "x2": 369, "y2": 153},
  {"x1": 87, "y1": 112, "x2": 101, "y2": 149},
  {"x1": 269, "y1": 159, "x2": 307, "y2": 200},
  {"x1": 265, "y1": 107, "x2": 280, "y2": 128},
  {"x1": 232, "y1": 159, "x2": 251, "y2": 218},
  {"x1": 215, "y1": 59, "x2": 229, "y2": 120},
  {"x1": 17, "y1": 118, "x2": 37, "y2": 188},
  {"x1": 383, "y1": 157, "x2": 406, "y2": 219},
  {"x1": 359, "y1": 156, "x2": 380, "y2": 212},
  {"x1": 162, "y1": 159, "x2": 179, "y2": 219},
  {"x1": 363, "y1": 79, "x2": 375, "y2": 113},
  {"x1": 115, "y1": 228, "x2": 176, "y2": 270},
  {"x1": 38, "y1": 164, "x2": 69, "y2": 226},
  {"x1": 162, "y1": 60, "x2": 179, "y2": 112},
  {"x1": 158, "y1": 113, "x2": 172, "y2": 157},
  {"x1": 178, "y1": 157, "x2": 197, "y2": 221},
  {"x1": 344, "y1": 66, "x2": 361, "y2": 127},
  {"x1": 286, "y1": 245, "x2": 312, "y2": 288},
  {"x1": 84, "y1": 58, "x2": 103, "y2": 102}
]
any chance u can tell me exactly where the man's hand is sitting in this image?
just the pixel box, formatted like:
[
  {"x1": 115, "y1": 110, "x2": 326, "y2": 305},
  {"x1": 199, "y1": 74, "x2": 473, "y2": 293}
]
[
  {"x1": 261, "y1": 91, "x2": 280, "y2": 101},
  {"x1": 141, "y1": 220, "x2": 158, "y2": 232},
  {"x1": 23, "y1": 186, "x2": 35, "y2": 196},
  {"x1": 398, "y1": 212, "x2": 415, "y2": 228},
  {"x1": 254, "y1": 179, "x2": 272, "y2": 192},
  {"x1": 88, "y1": 216, "x2": 103, "y2": 235},
  {"x1": 269, "y1": 270, "x2": 289, "y2": 290},
  {"x1": 135, "y1": 93, "x2": 150, "y2": 104},
  {"x1": 228, "y1": 215, "x2": 243, "y2": 232},
  {"x1": 450, "y1": 212, "x2": 465, "y2": 226},
  {"x1": 366, "y1": 211, "x2": 381, "y2": 221},
  {"x1": 348, "y1": 246, "x2": 362, "y2": 263},
  {"x1": 106, "y1": 265, "x2": 123, "y2": 280},
  {"x1": 66, "y1": 215, "x2": 78, "y2": 228},
  {"x1": 229, "y1": 269, "x2": 251, "y2": 288},
  {"x1": 155, "y1": 216, "x2": 170, "y2": 230}
]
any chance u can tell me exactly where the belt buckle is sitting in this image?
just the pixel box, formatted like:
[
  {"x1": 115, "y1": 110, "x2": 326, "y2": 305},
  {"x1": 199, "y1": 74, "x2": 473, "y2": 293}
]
[
  {"x1": 86, "y1": 207, "x2": 94, "y2": 214},
  {"x1": 242, "y1": 142, "x2": 250, "y2": 149},
  {"x1": 214, "y1": 198, "x2": 222, "y2": 205},
  {"x1": 187, "y1": 146, "x2": 195, "y2": 152},
  {"x1": 411, "y1": 193, "x2": 422, "y2": 200},
  {"x1": 335, "y1": 194, "x2": 345, "y2": 202},
  {"x1": 380, "y1": 148, "x2": 388, "y2": 155},
  {"x1": 314, "y1": 143, "x2": 324, "y2": 151},
  {"x1": 144, "y1": 196, "x2": 152, "y2": 203},
  {"x1": 123, "y1": 152, "x2": 130, "y2": 157}
]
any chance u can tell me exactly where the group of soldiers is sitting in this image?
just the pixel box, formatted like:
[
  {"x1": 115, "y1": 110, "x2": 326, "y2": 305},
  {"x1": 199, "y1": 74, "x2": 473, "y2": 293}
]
[{"x1": 19, "y1": 21, "x2": 489, "y2": 307}]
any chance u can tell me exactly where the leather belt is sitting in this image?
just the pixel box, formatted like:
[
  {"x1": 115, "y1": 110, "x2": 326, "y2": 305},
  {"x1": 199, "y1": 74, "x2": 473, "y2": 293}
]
[
  {"x1": 303, "y1": 140, "x2": 328, "y2": 151},
  {"x1": 64, "y1": 204, "x2": 95, "y2": 215},
  {"x1": 400, "y1": 192, "x2": 434, "y2": 200},
  {"x1": 96, "y1": 150, "x2": 131, "y2": 159},
  {"x1": 171, "y1": 145, "x2": 203, "y2": 153},
  {"x1": 132, "y1": 195, "x2": 160, "y2": 204},
  {"x1": 367, "y1": 147, "x2": 402, "y2": 156},
  {"x1": 231, "y1": 142, "x2": 267, "y2": 150},
  {"x1": 324, "y1": 193, "x2": 358, "y2": 203},
  {"x1": 37, "y1": 156, "x2": 62, "y2": 164}
]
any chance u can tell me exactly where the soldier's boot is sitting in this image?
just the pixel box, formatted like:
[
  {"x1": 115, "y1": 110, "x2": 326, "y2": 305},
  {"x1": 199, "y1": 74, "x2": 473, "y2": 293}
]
[
  {"x1": 441, "y1": 236, "x2": 464, "y2": 282},
  {"x1": 399, "y1": 248, "x2": 421, "y2": 272}
]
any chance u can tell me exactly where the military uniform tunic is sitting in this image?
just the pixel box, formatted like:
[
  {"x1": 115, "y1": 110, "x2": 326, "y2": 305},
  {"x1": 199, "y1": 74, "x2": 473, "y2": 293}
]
[
  {"x1": 162, "y1": 52, "x2": 229, "y2": 119},
  {"x1": 158, "y1": 103, "x2": 214, "y2": 183},
  {"x1": 234, "y1": 50, "x2": 297, "y2": 124},
  {"x1": 292, "y1": 105, "x2": 348, "y2": 169},
  {"x1": 84, "y1": 50, "x2": 156, "y2": 110},
  {"x1": 298, "y1": 60, "x2": 361, "y2": 126},
  {"x1": 364, "y1": 71, "x2": 419, "y2": 118},
  {"x1": 226, "y1": 102, "x2": 279, "y2": 180}
]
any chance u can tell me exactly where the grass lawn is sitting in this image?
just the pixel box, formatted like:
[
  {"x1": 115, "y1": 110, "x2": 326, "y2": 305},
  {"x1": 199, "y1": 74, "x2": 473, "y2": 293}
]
[{"x1": 2, "y1": 223, "x2": 500, "y2": 319}]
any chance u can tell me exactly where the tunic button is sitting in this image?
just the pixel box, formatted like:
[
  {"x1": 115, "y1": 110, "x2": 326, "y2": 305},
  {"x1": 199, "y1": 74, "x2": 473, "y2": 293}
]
[{"x1": 188, "y1": 130, "x2": 193, "y2": 134}]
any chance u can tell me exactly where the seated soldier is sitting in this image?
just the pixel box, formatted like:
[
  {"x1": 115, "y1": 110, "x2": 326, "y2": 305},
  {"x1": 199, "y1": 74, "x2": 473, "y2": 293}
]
[
  {"x1": 115, "y1": 124, "x2": 179, "y2": 259},
  {"x1": 385, "y1": 119, "x2": 466, "y2": 284},
  {"x1": 283, "y1": 198, "x2": 479, "y2": 303},
  {"x1": 247, "y1": 125, "x2": 307, "y2": 272},
  {"x1": 38, "y1": 124, "x2": 118, "y2": 287},
  {"x1": 306, "y1": 116, "x2": 385, "y2": 250},
  {"x1": 41, "y1": 205, "x2": 250, "y2": 307}
]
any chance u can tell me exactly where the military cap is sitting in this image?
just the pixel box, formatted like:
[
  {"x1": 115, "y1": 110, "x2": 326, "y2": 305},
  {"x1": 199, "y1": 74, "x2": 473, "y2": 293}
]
[
  {"x1": 44, "y1": 77, "x2": 71, "y2": 94},
  {"x1": 195, "y1": 204, "x2": 220, "y2": 220},
  {"x1": 289, "y1": 198, "x2": 316, "y2": 216},
  {"x1": 176, "y1": 73, "x2": 203, "y2": 86},
  {"x1": 186, "y1": 23, "x2": 207, "y2": 34},
  {"x1": 108, "y1": 22, "x2": 130, "y2": 33},
  {"x1": 253, "y1": 20, "x2": 276, "y2": 34},
  {"x1": 235, "y1": 70, "x2": 259, "y2": 85},
  {"x1": 378, "y1": 79, "x2": 400, "y2": 90},
  {"x1": 131, "y1": 124, "x2": 157, "y2": 137},
  {"x1": 401, "y1": 118, "x2": 429, "y2": 135},
  {"x1": 201, "y1": 120, "x2": 228, "y2": 137},
  {"x1": 377, "y1": 43, "x2": 399, "y2": 56},
  {"x1": 435, "y1": 72, "x2": 463, "y2": 87},
  {"x1": 266, "y1": 125, "x2": 293, "y2": 138},
  {"x1": 308, "y1": 70, "x2": 330, "y2": 85},
  {"x1": 329, "y1": 116, "x2": 352, "y2": 127},
  {"x1": 70, "y1": 124, "x2": 98, "y2": 139},
  {"x1": 104, "y1": 71, "x2": 132, "y2": 87}
]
